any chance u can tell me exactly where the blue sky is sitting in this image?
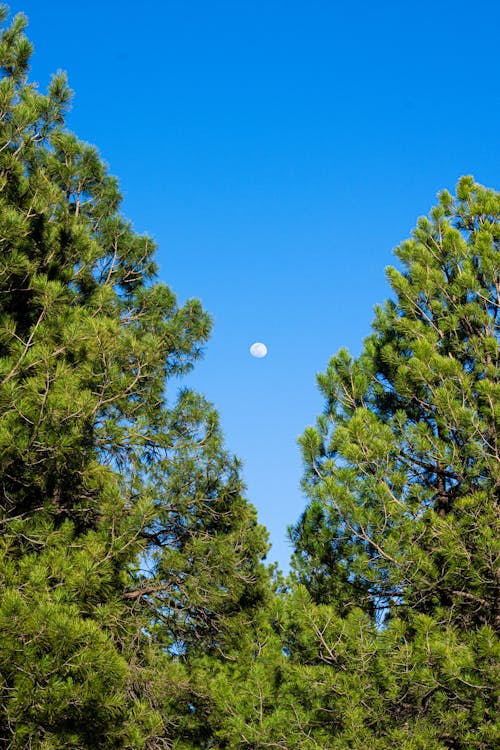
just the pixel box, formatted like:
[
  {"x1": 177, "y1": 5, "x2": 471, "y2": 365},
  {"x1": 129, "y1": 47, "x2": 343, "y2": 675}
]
[{"x1": 13, "y1": 0, "x2": 500, "y2": 571}]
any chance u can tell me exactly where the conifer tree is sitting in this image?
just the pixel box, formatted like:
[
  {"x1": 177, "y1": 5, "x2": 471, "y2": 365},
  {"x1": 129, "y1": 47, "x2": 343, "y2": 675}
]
[
  {"x1": 285, "y1": 177, "x2": 499, "y2": 749},
  {"x1": 0, "y1": 8, "x2": 270, "y2": 748}
]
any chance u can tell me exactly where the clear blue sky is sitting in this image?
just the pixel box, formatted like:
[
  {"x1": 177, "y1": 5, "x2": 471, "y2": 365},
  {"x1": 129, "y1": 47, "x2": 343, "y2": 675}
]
[{"x1": 13, "y1": 0, "x2": 500, "y2": 571}]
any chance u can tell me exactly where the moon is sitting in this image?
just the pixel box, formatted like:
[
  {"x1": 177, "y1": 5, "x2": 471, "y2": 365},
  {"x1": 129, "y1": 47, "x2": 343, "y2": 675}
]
[{"x1": 250, "y1": 342, "x2": 268, "y2": 358}]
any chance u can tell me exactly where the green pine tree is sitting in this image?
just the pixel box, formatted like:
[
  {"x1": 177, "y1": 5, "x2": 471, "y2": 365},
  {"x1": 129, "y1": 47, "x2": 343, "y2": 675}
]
[
  {"x1": 285, "y1": 177, "x2": 499, "y2": 749},
  {"x1": 0, "y1": 7, "x2": 270, "y2": 748},
  {"x1": 125, "y1": 389, "x2": 272, "y2": 749}
]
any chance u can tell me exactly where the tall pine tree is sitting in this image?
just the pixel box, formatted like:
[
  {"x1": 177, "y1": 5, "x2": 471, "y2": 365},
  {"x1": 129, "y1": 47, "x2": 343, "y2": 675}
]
[
  {"x1": 0, "y1": 8, "x2": 270, "y2": 748},
  {"x1": 285, "y1": 177, "x2": 499, "y2": 749}
]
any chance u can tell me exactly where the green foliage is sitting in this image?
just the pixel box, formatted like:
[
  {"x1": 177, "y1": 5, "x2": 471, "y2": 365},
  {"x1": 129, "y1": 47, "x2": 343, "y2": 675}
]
[
  {"x1": 0, "y1": 7, "x2": 270, "y2": 748},
  {"x1": 286, "y1": 177, "x2": 500, "y2": 748}
]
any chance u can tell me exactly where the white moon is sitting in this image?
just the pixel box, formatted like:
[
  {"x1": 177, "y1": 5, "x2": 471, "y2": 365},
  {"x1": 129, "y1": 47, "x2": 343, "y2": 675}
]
[{"x1": 250, "y1": 342, "x2": 268, "y2": 358}]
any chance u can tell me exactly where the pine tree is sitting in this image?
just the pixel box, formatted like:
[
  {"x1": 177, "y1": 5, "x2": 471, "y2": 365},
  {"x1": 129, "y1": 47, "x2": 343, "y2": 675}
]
[
  {"x1": 0, "y1": 8, "x2": 270, "y2": 748},
  {"x1": 125, "y1": 389, "x2": 271, "y2": 748},
  {"x1": 286, "y1": 177, "x2": 500, "y2": 748}
]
